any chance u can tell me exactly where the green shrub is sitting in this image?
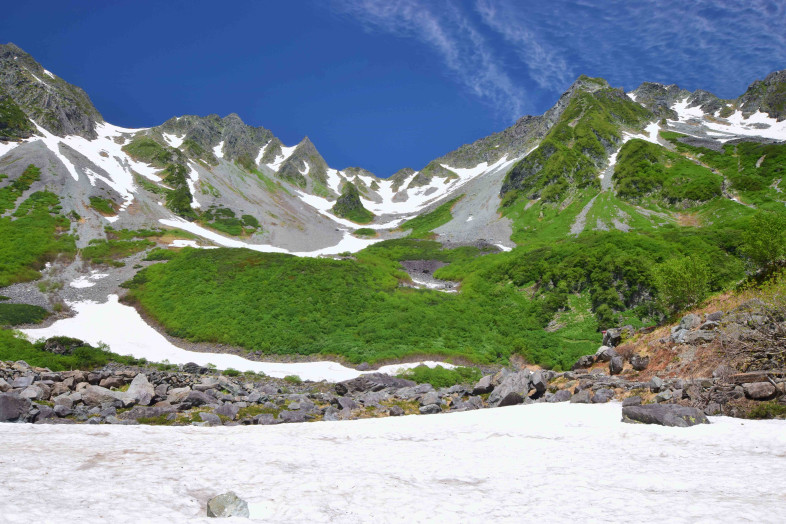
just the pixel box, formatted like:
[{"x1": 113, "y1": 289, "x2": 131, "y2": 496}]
[
  {"x1": 223, "y1": 368, "x2": 240, "y2": 377},
  {"x1": 283, "y1": 374, "x2": 302, "y2": 384},
  {"x1": 144, "y1": 248, "x2": 178, "y2": 261},
  {"x1": 397, "y1": 365, "x2": 482, "y2": 388},
  {"x1": 652, "y1": 255, "x2": 710, "y2": 313},
  {"x1": 0, "y1": 303, "x2": 49, "y2": 326},
  {"x1": 747, "y1": 401, "x2": 786, "y2": 419},
  {"x1": 354, "y1": 228, "x2": 377, "y2": 237},
  {"x1": 0, "y1": 165, "x2": 40, "y2": 213},
  {"x1": 741, "y1": 211, "x2": 786, "y2": 270},
  {"x1": 88, "y1": 196, "x2": 117, "y2": 215}
]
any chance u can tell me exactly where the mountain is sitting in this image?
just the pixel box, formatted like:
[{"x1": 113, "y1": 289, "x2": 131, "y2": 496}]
[{"x1": 2, "y1": 42, "x2": 785, "y2": 372}]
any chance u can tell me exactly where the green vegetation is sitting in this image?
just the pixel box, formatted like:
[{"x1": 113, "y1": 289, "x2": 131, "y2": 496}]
[
  {"x1": 105, "y1": 227, "x2": 164, "y2": 241},
  {"x1": 181, "y1": 139, "x2": 218, "y2": 165},
  {"x1": 613, "y1": 139, "x2": 722, "y2": 204},
  {"x1": 740, "y1": 211, "x2": 786, "y2": 270},
  {"x1": 0, "y1": 190, "x2": 75, "y2": 287},
  {"x1": 353, "y1": 228, "x2": 377, "y2": 238},
  {"x1": 332, "y1": 182, "x2": 374, "y2": 224},
  {"x1": 400, "y1": 195, "x2": 463, "y2": 239},
  {"x1": 161, "y1": 163, "x2": 197, "y2": 220},
  {"x1": 0, "y1": 87, "x2": 34, "y2": 139},
  {"x1": 81, "y1": 238, "x2": 155, "y2": 265},
  {"x1": 397, "y1": 365, "x2": 482, "y2": 388},
  {"x1": 502, "y1": 88, "x2": 651, "y2": 204},
  {"x1": 88, "y1": 196, "x2": 117, "y2": 215},
  {"x1": 122, "y1": 136, "x2": 175, "y2": 167},
  {"x1": 0, "y1": 303, "x2": 49, "y2": 326},
  {"x1": 747, "y1": 401, "x2": 786, "y2": 419},
  {"x1": 283, "y1": 375, "x2": 302, "y2": 384},
  {"x1": 0, "y1": 165, "x2": 41, "y2": 214},
  {"x1": 144, "y1": 247, "x2": 178, "y2": 261},
  {"x1": 0, "y1": 330, "x2": 145, "y2": 371},
  {"x1": 200, "y1": 206, "x2": 260, "y2": 236},
  {"x1": 652, "y1": 255, "x2": 711, "y2": 313}
]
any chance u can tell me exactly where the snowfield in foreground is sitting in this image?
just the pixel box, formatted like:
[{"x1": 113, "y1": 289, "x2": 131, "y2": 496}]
[{"x1": 1, "y1": 403, "x2": 784, "y2": 523}]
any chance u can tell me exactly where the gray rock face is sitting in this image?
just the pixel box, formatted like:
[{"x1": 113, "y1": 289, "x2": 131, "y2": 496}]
[
  {"x1": 683, "y1": 330, "x2": 716, "y2": 344},
  {"x1": 547, "y1": 389, "x2": 572, "y2": 403},
  {"x1": 570, "y1": 390, "x2": 592, "y2": 404},
  {"x1": 124, "y1": 374, "x2": 154, "y2": 406},
  {"x1": 419, "y1": 392, "x2": 440, "y2": 407},
  {"x1": 206, "y1": 491, "x2": 250, "y2": 518},
  {"x1": 335, "y1": 374, "x2": 415, "y2": 395},
  {"x1": 738, "y1": 69, "x2": 786, "y2": 121},
  {"x1": 488, "y1": 371, "x2": 530, "y2": 407},
  {"x1": 572, "y1": 355, "x2": 595, "y2": 370},
  {"x1": 595, "y1": 346, "x2": 617, "y2": 362},
  {"x1": 419, "y1": 404, "x2": 442, "y2": 415},
  {"x1": 609, "y1": 356, "x2": 624, "y2": 375},
  {"x1": 0, "y1": 43, "x2": 103, "y2": 139},
  {"x1": 622, "y1": 404, "x2": 710, "y2": 427},
  {"x1": 679, "y1": 314, "x2": 702, "y2": 331},
  {"x1": 472, "y1": 375, "x2": 494, "y2": 395},
  {"x1": 629, "y1": 354, "x2": 650, "y2": 371},
  {"x1": 592, "y1": 388, "x2": 615, "y2": 403},
  {"x1": 0, "y1": 393, "x2": 32, "y2": 422},
  {"x1": 743, "y1": 382, "x2": 777, "y2": 400}
]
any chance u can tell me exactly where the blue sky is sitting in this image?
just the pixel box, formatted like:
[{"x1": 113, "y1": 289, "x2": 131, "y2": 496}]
[{"x1": 2, "y1": 0, "x2": 785, "y2": 176}]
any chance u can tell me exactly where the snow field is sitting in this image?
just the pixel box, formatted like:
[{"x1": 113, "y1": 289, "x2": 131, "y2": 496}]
[
  {"x1": 20, "y1": 295, "x2": 454, "y2": 382},
  {"x1": 0, "y1": 403, "x2": 783, "y2": 523}
]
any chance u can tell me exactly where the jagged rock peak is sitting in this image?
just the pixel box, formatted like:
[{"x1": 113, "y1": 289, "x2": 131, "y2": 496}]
[
  {"x1": 738, "y1": 69, "x2": 786, "y2": 121},
  {"x1": 0, "y1": 42, "x2": 103, "y2": 139}
]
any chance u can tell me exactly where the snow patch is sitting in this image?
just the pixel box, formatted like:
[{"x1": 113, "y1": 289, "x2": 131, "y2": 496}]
[
  {"x1": 212, "y1": 140, "x2": 225, "y2": 159},
  {"x1": 671, "y1": 99, "x2": 786, "y2": 141},
  {"x1": 266, "y1": 144, "x2": 297, "y2": 171},
  {"x1": 68, "y1": 272, "x2": 108, "y2": 289},
  {"x1": 162, "y1": 133, "x2": 184, "y2": 148}
]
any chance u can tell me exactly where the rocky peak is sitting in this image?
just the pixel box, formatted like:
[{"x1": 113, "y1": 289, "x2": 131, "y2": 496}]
[
  {"x1": 0, "y1": 42, "x2": 103, "y2": 139},
  {"x1": 631, "y1": 82, "x2": 689, "y2": 119},
  {"x1": 738, "y1": 69, "x2": 786, "y2": 121},
  {"x1": 277, "y1": 136, "x2": 329, "y2": 188}
]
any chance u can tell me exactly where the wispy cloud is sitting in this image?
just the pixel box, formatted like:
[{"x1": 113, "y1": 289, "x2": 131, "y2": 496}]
[
  {"x1": 474, "y1": 0, "x2": 786, "y2": 97},
  {"x1": 332, "y1": 0, "x2": 526, "y2": 119}
]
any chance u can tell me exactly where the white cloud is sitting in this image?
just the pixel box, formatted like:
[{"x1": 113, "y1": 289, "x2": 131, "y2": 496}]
[{"x1": 333, "y1": 0, "x2": 526, "y2": 119}]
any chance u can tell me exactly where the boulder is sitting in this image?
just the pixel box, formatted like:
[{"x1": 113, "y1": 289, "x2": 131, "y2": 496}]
[
  {"x1": 488, "y1": 371, "x2": 530, "y2": 407},
  {"x1": 654, "y1": 390, "x2": 673, "y2": 403},
  {"x1": 335, "y1": 397, "x2": 358, "y2": 411},
  {"x1": 181, "y1": 390, "x2": 213, "y2": 409},
  {"x1": 419, "y1": 404, "x2": 442, "y2": 415},
  {"x1": 622, "y1": 396, "x2": 642, "y2": 407},
  {"x1": 167, "y1": 387, "x2": 192, "y2": 404},
  {"x1": 592, "y1": 388, "x2": 615, "y2": 403},
  {"x1": 81, "y1": 386, "x2": 123, "y2": 407},
  {"x1": 622, "y1": 404, "x2": 710, "y2": 427},
  {"x1": 570, "y1": 389, "x2": 592, "y2": 404},
  {"x1": 472, "y1": 375, "x2": 494, "y2": 395},
  {"x1": 684, "y1": 330, "x2": 717, "y2": 344},
  {"x1": 124, "y1": 374, "x2": 154, "y2": 406},
  {"x1": 206, "y1": 491, "x2": 249, "y2": 518},
  {"x1": 609, "y1": 356, "x2": 624, "y2": 375},
  {"x1": 547, "y1": 389, "x2": 572, "y2": 403},
  {"x1": 214, "y1": 403, "x2": 240, "y2": 420},
  {"x1": 183, "y1": 362, "x2": 208, "y2": 375},
  {"x1": 571, "y1": 355, "x2": 595, "y2": 370},
  {"x1": 118, "y1": 405, "x2": 176, "y2": 421},
  {"x1": 679, "y1": 313, "x2": 702, "y2": 331},
  {"x1": 19, "y1": 385, "x2": 45, "y2": 400},
  {"x1": 743, "y1": 382, "x2": 777, "y2": 400},
  {"x1": 529, "y1": 371, "x2": 547, "y2": 398},
  {"x1": 335, "y1": 373, "x2": 415, "y2": 395},
  {"x1": 595, "y1": 346, "x2": 618, "y2": 363},
  {"x1": 650, "y1": 376, "x2": 664, "y2": 393},
  {"x1": 278, "y1": 410, "x2": 307, "y2": 423},
  {"x1": 199, "y1": 412, "x2": 222, "y2": 426},
  {"x1": 0, "y1": 393, "x2": 32, "y2": 422},
  {"x1": 11, "y1": 375, "x2": 34, "y2": 389},
  {"x1": 419, "y1": 392, "x2": 440, "y2": 407},
  {"x1": 629, "y1": 354, "x2": 650, "y2": 371},
  {"x1": 0, "y1": 378, "x2": 11, "y2": 392},
  {"x1": 388, "y1": 405, "x2": 405, "y2": 417},
  {"x1": 99, "y1": 376, "x2": 126, "y2": 389},
  {"x1": 705, "y1": 311, "x2": 724, "y2": 322}
]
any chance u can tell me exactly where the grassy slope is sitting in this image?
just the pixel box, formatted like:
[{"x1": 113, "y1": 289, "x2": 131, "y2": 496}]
[{"x1": 399, "y1": 195, "x2": 464, "y2": 239}]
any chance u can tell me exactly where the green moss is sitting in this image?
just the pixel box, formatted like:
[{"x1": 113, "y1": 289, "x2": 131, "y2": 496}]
[
  {"x1": 122, "y1": 136, "x2": 174, "y2": 168},
  {"x1": 747, "y1": 401, "x2": 786, "y2": 419},
  {"x1": 353, "y1": 228, "x2": 377, "y2": 237}
]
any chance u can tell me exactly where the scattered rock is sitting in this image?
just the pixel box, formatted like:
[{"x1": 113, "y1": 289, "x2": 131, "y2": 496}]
[
  {"x1": 622, "y1": 396, "x2": 642, "y2": 407},
  {"x1": 472, "y1": 375, "x2": 494, "y2": 395},
  {"x1": 206, "y1": 491, "x2": 249, "y2": 518},
  {"x1": 609, "y1": 356, "x2": 624, "y2": 375},
  {"x1": 592, "y1": 388, "x2": 614, "y2": 403},
  {"x1": 570, "y1": 390, "x2": 592, "y2": 404},
  {"x1": 0, "y1": 393, "x2": 31, "y2": 422},
  {"x1": 622, "y1": 404, "x2": 710, "y2": 427},
  {"x1": 419, "y1": 404, "x2": 442, "y2": 415},
  {"x1": 547, "y1": 389, "x2": 572, "y2": 403},
  {"x1": 629, "y1": 354, "x2": 649, "y2": 371},
  {"x1": 743, "y1": 382, "x2": 777, "y2": 400}
]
